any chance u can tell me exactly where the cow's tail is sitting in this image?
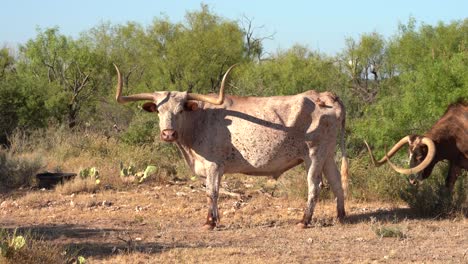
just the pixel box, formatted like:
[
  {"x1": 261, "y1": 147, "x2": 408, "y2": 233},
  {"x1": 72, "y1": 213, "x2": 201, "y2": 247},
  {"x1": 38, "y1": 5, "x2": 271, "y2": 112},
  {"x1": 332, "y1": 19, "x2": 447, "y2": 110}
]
[{"x1": 338, "y1": 99, "x2": 349, "y2": 198}]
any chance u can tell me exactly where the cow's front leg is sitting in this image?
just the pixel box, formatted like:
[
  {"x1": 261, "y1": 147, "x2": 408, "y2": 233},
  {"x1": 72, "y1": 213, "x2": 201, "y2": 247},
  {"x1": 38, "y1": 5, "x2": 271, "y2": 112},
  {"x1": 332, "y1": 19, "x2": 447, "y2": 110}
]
[
  {"x1": 445, "y1": 162, "x2": 461, "y2": 193},
  {"x1": 203, "y1": 166, "x2": 222, "y2": 230}
]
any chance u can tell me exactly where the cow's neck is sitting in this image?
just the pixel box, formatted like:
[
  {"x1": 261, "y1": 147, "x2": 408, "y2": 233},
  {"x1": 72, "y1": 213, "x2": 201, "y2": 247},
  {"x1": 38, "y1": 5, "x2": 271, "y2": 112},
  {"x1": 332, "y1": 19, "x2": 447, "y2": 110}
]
[{"x1": 174, "y1": 110, "x2": 204, "y2": 172}]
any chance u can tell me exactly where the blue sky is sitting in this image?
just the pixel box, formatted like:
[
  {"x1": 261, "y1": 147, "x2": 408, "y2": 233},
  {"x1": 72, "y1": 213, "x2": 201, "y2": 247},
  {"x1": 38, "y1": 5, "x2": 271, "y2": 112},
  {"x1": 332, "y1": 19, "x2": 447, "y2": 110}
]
[{"x1": 1, "y1": 0, "x2": 466, "y2": 55}]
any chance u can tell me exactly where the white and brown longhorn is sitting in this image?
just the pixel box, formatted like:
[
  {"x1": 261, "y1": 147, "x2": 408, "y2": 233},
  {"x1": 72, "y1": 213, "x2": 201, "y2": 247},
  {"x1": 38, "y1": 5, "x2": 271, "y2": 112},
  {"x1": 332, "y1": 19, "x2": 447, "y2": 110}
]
[{"x1": 114, "y1": 64, "x2": 349, "y2": 229}]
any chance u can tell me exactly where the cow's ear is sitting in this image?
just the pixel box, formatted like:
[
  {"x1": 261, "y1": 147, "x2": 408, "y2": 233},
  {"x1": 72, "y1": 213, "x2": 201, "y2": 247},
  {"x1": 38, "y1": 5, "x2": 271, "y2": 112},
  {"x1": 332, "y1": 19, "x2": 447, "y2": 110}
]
[
  {"x1": 184, "y1": 101, "x2": 199, "y2": 111},
  {"x1": 142, "y1": 102, "x2": 158, "y2": 113}
]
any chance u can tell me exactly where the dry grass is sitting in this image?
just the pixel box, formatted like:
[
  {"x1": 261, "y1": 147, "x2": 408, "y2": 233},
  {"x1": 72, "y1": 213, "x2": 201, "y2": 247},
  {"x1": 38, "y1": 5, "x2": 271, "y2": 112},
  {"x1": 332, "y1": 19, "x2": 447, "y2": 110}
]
[
  {"x1": 5, "y1": 127, "x2": 187, "y2": 193},
  {"x1": 0, "y1": 148, "x2": 44, "y2": 191},
  {"x1": 1, "y1": 184, "x2": 466, "y2": 263},
  {"x1": 55, "y1": 177, "x2": 100, "y2": 195},
  {"x1": 0, "y1": 229, "x2": 77, "y2": 264}
]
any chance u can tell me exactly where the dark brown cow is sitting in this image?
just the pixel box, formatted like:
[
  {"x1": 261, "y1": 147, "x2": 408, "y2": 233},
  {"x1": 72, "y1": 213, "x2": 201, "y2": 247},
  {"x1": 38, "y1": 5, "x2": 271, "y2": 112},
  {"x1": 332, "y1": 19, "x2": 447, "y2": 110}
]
[
  {"x1": 365, "y1": 100, "x2": 467, "y2": 191},
  {"x1": 114, "y1": 64, "x2": 349, "y2": 229}
]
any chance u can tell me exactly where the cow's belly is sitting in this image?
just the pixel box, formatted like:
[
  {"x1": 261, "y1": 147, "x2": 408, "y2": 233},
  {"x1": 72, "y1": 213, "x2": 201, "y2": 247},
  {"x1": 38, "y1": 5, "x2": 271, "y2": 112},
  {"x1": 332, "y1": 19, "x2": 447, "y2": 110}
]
[{"x1": 224, "y1": 122, "x2": 306, "y2": 175}]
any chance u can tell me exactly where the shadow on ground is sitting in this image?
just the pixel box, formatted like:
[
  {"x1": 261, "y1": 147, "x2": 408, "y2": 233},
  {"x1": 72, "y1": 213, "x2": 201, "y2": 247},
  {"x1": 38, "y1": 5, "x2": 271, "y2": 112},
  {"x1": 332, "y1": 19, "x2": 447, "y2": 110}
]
[
  {"x1": 345, "y1": 207, "x2": 451, "y2": 224},
  {"x1": 1, "y1": 224, "x2": 221, "y2": 259}
]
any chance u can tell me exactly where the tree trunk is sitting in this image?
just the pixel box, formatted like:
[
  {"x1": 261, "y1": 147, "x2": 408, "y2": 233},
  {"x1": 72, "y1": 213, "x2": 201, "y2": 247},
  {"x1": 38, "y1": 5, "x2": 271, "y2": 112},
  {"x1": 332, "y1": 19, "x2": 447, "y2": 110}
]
[{"x1": 68, "y1": 103, "x2": 78, "y2": 129}]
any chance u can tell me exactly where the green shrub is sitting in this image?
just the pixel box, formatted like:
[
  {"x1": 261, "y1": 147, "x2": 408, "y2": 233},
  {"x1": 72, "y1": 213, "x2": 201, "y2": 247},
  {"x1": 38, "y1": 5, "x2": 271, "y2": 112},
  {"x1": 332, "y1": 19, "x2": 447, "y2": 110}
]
[
  {"x1": 347, "y1": 154, "x2": 408, "y2": 202},
  {"x1": 372, "y1": 224, "x2": 407, "y2": 239},
  {"x1": 399, "y1": 165, "x2": 467, "y2": 217},
  {"x1": 120, "y1": 113, "x2": 158, "y2": 145}
]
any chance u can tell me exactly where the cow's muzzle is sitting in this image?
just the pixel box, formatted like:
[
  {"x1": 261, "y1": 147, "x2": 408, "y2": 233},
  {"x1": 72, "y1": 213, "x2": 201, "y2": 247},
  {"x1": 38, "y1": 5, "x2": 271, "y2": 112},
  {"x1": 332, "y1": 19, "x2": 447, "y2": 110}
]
[
  {"x1": 408, "y1": 174, "x2": 422, "y2": 185},
  {"x1": 161, "y1": 129, "x2": 178, "y2": 142}
]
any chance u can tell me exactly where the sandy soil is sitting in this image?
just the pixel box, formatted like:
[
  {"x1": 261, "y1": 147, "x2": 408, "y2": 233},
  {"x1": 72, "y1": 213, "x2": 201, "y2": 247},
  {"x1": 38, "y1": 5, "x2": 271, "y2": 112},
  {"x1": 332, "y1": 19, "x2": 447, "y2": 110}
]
[{"x1": 1, "y1": 180, "x2": 467, "y2": 263}]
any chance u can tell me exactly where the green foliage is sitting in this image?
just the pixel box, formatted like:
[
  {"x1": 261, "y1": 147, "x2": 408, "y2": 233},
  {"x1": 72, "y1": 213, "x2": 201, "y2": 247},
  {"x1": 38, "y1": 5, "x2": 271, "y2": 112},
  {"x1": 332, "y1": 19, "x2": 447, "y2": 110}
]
[
  {"x1": 0, "y1": 230, "x2": 26, "y2": 257},
  {"x1": 119, "y1": 162, "x2": 137, "y2": 177},
  {"x1": 18, "y1": 27, "x2": 109, "y2": 128},
  {"x1": 120, "y1": 112, "x2": 158, "y2": 145},
  {"x1": 371, "y1": 223, "x2": 407, "y2": 239},
  {"x1": 79, "y1": 167, "x2": 99, "y2": 179},
  {"x1": 234, "y1": 46, "x2": 347, "y2": 97},
  {"x1": 399, "y1": 165, "x2": 467, "y2": 216},
  {"x1": 78, "y1": 255, "x2": 87, "y2": 264},
  {"x1": 119, "y1": 162, "x2": 159, "y2": 183},
  {"x1": 352, "y1": 19, "x2": 467, "y2": 153},
  {"x1": 140, "y1": 165, "x2": 158, "y2": 183}
]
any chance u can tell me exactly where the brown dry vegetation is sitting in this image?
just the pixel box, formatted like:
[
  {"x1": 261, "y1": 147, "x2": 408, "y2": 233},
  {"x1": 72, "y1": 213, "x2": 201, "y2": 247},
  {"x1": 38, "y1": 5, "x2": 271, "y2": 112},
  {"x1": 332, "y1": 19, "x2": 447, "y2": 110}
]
[{"x1": 0, "y1": 128, "x2": 467, "y2": 263}]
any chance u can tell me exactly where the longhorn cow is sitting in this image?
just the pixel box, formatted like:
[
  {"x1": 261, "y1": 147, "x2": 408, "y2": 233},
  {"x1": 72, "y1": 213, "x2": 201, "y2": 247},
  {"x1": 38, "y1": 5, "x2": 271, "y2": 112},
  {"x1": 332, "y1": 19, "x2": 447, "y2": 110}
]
[
  {"x1": 365, "y1": 100, "x2": 467, "y2": 192},
  {"x1": 114, "y1": 64, "x2": 348, "y2": 229}
]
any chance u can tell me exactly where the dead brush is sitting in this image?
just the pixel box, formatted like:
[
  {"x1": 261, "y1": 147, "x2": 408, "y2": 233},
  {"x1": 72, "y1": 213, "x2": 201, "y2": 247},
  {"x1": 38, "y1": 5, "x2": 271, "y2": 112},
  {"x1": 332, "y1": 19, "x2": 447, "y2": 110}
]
[
  {"x1": 0, "y1": 148, "x2": 44, "y2": 191},
  {"x1": 55, "y1": 177, "x2": 99, "y2": 195},
  {"x1": 19, "y1": 191, "x2": 61, "y2": 208}
]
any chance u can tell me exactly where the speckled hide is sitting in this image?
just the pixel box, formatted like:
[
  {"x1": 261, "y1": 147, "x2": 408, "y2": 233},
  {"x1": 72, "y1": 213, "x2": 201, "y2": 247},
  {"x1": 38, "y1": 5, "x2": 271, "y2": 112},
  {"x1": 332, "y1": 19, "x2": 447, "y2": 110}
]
[{"x1": 143, "y1": 90, "x2": 348, "y2": 229}]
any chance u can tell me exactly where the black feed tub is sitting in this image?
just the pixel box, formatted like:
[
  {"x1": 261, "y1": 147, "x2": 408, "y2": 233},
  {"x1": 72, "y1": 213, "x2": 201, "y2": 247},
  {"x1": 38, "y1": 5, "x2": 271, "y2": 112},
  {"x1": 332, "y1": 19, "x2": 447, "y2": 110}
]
[{"x1": 36, "y1": 172, "x2": 77, "y2": 189}]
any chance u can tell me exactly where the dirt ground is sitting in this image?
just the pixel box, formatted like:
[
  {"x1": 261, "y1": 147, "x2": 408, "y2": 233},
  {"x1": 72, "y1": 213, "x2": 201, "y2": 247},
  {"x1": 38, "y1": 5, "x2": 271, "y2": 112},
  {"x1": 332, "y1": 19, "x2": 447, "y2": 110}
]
[{"x1": 1, "y1": 179, "x2": 467, "y2": 264}]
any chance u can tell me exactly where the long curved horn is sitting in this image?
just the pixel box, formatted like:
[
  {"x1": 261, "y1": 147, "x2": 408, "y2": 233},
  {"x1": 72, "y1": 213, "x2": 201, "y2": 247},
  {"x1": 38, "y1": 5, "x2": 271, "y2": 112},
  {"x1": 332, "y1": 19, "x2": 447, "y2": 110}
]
[
  {"x1": 386, "y1": 137, "x2": 436, "y2": 174},
  {"x1": 114, "y1": 64, "x2": 155, "y2": 104},
  {"x1": 364, "y1": 136, "x2": 410, "y2": 167},
  {"x1": 187, "y1": 64, "x2": 237, "y2": 105}
]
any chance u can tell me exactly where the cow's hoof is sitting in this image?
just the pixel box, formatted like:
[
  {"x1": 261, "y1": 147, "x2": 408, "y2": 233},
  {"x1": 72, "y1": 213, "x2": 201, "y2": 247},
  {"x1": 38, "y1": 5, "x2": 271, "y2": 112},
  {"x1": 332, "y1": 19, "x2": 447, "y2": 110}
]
[
  {"x1": 337, "y1": 215, "x2": 346, "y2": 223},
  {"x1": 296, "y1": 222, "x2": 309, "y2": 229},
  {"x1": 337, "y1": 212, "x2": 346, "y2": 222}
]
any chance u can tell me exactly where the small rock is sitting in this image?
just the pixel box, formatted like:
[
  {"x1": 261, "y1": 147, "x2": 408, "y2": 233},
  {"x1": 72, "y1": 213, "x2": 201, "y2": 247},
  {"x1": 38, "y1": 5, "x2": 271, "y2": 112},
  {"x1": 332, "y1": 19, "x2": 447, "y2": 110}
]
[
  {"x1": 287, "y1": 207, "x2": 301, "y2": 212},
  {"x1": 223, "y1": 208, "x2": 236, "y2": 216},
  {"x1": 70, "y1": 200, "x2": 75, "y2": 207},
  {"x1": 232, "y1": 200, "x2": 244, "y2": 209},
  {"x1": 102, "y1": 200, "x2": 112, "y2": 207},
  {"x1": 86, "y1": 201, "x2": 98, "y2": 207},
  {"x1": 176, "y1": 192, "x2": 187, "y2": 197},
  {"x1": 0, "y1": 201, "x2": 8, "y2": 208}
]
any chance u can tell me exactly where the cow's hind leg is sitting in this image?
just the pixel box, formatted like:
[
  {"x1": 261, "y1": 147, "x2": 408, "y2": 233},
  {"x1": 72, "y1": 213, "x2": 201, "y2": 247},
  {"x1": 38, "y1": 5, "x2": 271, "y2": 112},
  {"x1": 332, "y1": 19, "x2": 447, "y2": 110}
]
[
  {"x1": 299, "y1": 150, "x2": 326, "y2": 228},
  {"x1": 323, "y1": 155, "x2": 345, "y2": 220}
]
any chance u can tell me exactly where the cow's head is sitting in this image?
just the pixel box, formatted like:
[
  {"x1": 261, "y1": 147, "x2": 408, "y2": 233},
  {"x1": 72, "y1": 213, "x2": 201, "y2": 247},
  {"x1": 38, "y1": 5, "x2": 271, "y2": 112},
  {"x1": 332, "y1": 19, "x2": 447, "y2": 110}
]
[
  {"x1": 114, "y1": 64, "x2": 236, "y2": 142},
  {"x1": 364, "y1": 135, "x2": 436, "y2": 183}
]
